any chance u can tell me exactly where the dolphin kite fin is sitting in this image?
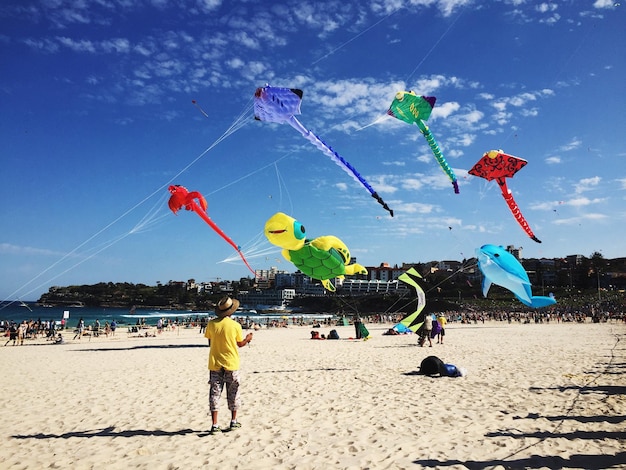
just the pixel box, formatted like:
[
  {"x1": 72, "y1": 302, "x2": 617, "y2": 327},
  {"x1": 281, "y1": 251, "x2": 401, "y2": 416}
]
[{"x1": 482, "y1": 279, "x2": 492, "y2": 298}]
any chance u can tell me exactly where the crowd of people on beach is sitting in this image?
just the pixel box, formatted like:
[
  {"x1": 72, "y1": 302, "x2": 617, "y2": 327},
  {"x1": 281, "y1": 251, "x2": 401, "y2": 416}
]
[
  {"x1": 2, "y1": 299, "x2": 624, "y2": 346},
  {"x1": 2, "y1": 318, "x2": 67, "y2": 345}
]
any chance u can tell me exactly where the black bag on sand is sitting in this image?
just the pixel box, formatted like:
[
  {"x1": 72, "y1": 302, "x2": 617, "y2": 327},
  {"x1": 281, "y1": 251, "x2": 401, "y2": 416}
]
[{"x1": 419, "y1": 355, "x2": 444, "y2": 376}]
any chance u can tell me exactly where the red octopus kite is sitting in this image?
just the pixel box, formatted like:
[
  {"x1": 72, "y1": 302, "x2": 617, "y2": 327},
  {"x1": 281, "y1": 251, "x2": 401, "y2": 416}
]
[{"x1": 168, "y1": 185, "x2": 255, "y2": 274}]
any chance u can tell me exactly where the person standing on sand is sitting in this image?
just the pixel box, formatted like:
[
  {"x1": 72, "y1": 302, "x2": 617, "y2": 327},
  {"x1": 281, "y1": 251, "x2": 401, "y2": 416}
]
[
  {"x1": 422, "y1": 314, "x2": 433, "y2": 347},
  {"x1": 4, "y1": 323, "x2": 18, "y2": 346},
  {"x1": 436, "y1": 313, "x2": 447, "y2": 344},
  {"x1": 17, "y1": 321, "x2": 27, "y2": 345},
  {"x1": 205, "y1": 296, "x2": 253, "y2": 435},
  {"x1": 73, "y1": 318, "x2": 84, "y2": 340}
]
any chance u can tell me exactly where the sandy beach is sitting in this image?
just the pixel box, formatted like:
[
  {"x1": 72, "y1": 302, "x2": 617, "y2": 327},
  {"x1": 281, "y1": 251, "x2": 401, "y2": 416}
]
[{"x1": 1, "y1": 319, "x2": 624, "y2": 470}]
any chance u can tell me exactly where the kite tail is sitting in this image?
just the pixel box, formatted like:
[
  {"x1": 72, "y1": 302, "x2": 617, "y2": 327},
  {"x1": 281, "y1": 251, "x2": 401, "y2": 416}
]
[
  {"x1": 419, "y1": 123, "x2": 460, "y2": 194},
  {"x1": 288, "y1": 116, "x2": 394, "y2": 217},
  {"x1": 371, "y1": 192, "x2": 394, "y2": 217},
  {"x1": 236, "y1": 250, "x2": 257, "y2": 277},
  {"x1": 501, "y1": 187, "x2": 542, "y2": 243},
  {"x1": 192, "y1": 203, "x2": 257, "y2": 275}
]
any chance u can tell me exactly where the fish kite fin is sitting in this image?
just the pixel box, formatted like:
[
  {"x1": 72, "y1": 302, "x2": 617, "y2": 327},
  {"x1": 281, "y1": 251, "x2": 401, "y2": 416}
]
[{"x1": 481, "y1": 278, "x2": 492, "y2": 298}]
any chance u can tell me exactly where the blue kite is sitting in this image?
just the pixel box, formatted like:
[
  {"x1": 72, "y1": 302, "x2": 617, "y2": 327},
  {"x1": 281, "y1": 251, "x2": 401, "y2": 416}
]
[
  {"x1": 254, "y1": 84, "x2": 394, "y2": 217},
  {"x1": 476, "y1": 244, "x2": 556, "y2": 308}
]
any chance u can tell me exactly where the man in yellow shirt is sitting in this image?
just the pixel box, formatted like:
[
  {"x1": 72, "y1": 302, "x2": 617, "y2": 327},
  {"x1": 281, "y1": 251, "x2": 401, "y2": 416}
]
[{"x1": 205, "y1": 296, "x2": 253, "y2": 435}]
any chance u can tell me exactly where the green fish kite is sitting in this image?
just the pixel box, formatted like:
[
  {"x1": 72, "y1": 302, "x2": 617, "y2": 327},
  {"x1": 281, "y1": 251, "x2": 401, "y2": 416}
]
[{"x1": 388, "y1": 91, "x2": 459, "y2": 194}]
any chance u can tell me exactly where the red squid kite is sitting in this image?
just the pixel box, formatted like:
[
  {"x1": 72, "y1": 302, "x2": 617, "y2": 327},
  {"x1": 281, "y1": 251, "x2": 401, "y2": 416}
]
[{"x1": 168, "y1": 185, "x2": 255, "y2": 275}]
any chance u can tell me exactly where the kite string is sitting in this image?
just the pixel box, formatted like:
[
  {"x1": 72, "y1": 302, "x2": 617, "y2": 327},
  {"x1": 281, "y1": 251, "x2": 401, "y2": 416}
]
[
  {"x1": 217, "y1": 159, "x2": 296, "y2": 266},
  {"x1": 206, "y1": 150, "x2": 294, "y2": 197},
  {"x1": 3, "y1": 100, "x2": 255, "y2": 304},
  {"x1": 404, "y1": 11, "x2": 463, "y2": 85},
  {"x1": 6, "y1": 231, "x2": 136, "y2": 304},
  {"x1": 342, "y1": 8, "x2": 463, "y2": 132},
  {"x1": 424, "y1": 261, "x2": 478, "y2": 296},
  {"x1": 310, "y1": 7, "x2": 401, "y2": 66}
]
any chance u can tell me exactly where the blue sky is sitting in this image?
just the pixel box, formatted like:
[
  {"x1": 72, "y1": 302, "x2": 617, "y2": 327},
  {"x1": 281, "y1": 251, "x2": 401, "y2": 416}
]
[{"x1": 1, "y1": 0, "x2": 624, "y2": 301}]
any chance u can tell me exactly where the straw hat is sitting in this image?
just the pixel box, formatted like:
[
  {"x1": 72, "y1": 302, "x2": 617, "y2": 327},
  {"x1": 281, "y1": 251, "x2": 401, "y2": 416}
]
[{"x1": 216, "y1": 297, "x2": 240, "y2": 317}]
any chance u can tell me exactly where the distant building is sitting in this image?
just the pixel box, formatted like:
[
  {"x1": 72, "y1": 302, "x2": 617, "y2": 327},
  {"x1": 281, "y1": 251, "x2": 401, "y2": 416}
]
[
  {"x1": 238, "y1": 288, "x2": 296, "y2": 310},
  {"x1": 340, "y1": 279, "x2": 405, "y2": 295},
  {"x1": 365, "y1": 263, "x2": 405, "y2": 282}
]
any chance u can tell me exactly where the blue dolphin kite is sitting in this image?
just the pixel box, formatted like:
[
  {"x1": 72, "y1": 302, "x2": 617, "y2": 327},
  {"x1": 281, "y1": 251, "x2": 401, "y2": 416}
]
[{"x1": 476, "y1": 244, "x2": 556, "y2": 308}]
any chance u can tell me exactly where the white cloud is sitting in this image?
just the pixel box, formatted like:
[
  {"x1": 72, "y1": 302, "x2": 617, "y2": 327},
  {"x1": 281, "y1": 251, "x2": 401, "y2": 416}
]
[
  {"x1": 568, "y1": 196, "x2": 606, "y2": 207},
  {"x1": 449, "y1": 133, "x2": 476, "y2": 147},
  {"x1": 434, "y1": 0, "x2": 472, "y2": 17},
  {"x1": 554, "y1": 213, "x2": 608, "y2": 225},
  {"x1": 536, "y1": 3, "x2": 558, "y2": 13},
  {"x1": 396, "y1": 201, "x2": 436, "y2": 214},
  {"x1": 431, "y1": 101, "x2": 460, "y2": 119},
  {"x1": 411, "y1": 75, "x2": 466, "y2": 95},
  {"x1": 521, "y1": 108, "x2": 539, "y2": 117},
  {"x1": 539, "y1": 13, "x2": 561, "y2": 25},
  {"x1": 0, "y1": 243, "x2": 67, "y2": 257},
  {"x1": 593, "y1": 0, "x2": 617, "y2": 8},
  {"x1": 56, "y1": 36, "x2": 96, "y2": 53},
  {"x1": 227, "y1": 57, "x2": 245, "y2": 69},
  {"x1": 196, "y1": 0, "x2": 222, "y2": 12},
  {"x1": 22, "y1": 38, "x2": 59, "y2": 53},
  {"x1": 401, "y1": 178, "x2": 425, "y2": 191},
  {"x1": 382, "y1": 160, "x2": 406, "y2": 166},
  {"x1": 101, "y1": 38, "x2": 131, "y2": 54},
  {"x1": 233, "y1": 31, "x2": 261, "y2": 49},
  {"x1": 546, "y1": 156, "x2": 561, "y2": 164},
  {"x1": 574, "y1": 176, "x2": 601, "y2": 194},
  {"x1": 368, "y1": 175, "x2": 399, "y2": 194},
  {"x1": 558, "y1": 138, "x2": 582, "y2": 152}
]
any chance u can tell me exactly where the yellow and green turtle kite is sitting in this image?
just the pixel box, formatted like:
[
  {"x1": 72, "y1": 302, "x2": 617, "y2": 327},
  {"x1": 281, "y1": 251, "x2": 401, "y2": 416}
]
[{"x1": 264, "y1": 212, "x2": 367, "y2": 292}]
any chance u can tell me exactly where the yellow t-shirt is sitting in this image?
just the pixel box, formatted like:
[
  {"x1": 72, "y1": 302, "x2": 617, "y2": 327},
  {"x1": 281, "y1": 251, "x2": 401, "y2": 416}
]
[
  {"x1": 204, "y1": 317, "x2": 244, "y2": 371},
  {"x1": 437, "y1": 316, "x2": 447, "y2": 328}
]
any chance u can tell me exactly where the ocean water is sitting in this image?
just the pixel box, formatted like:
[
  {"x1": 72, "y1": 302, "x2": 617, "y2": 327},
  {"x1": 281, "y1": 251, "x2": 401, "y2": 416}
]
[
  {"x1": 0, "y1": 302, "x2": 334, "y2": 328},
  {"x1": 0, "y1": 303, "x2": 202, "y2": 328}
]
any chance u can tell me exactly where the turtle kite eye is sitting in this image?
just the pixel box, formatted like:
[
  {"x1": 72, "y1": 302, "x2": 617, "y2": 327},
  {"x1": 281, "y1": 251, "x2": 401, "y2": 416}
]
[{"x1": 293, "y1": 221, "x2": 305, "y2": 240}]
